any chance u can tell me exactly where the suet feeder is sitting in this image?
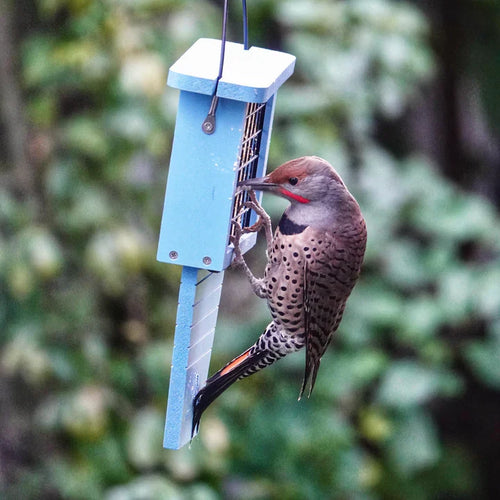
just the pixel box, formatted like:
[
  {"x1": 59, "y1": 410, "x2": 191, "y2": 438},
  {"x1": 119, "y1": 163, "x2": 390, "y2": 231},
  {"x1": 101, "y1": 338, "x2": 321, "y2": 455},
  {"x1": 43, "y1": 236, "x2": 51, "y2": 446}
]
[{"x1": 158, "y1": 36, "x2": 295, "y2": 449}]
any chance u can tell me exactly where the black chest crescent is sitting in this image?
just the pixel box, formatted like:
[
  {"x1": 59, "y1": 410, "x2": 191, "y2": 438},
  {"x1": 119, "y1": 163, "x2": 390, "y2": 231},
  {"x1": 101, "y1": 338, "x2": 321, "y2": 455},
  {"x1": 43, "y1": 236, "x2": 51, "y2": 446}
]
[{"x1": 278, "y1": 213, "x2": 308, "y2": 235}]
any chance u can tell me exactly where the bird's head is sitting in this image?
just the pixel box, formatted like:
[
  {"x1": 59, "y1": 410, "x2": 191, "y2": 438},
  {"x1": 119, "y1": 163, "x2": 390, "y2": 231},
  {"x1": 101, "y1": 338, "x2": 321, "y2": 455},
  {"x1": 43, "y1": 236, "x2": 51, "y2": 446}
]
[{"x1": 238, "y1": 156, "x2": 349, "y2": 206}]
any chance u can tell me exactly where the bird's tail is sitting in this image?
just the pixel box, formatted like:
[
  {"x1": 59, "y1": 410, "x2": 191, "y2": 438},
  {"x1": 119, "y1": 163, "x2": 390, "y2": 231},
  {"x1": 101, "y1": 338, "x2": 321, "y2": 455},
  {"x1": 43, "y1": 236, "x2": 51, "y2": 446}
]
[{"x1": 192, "y1": 322, "x2": 301, "y2": 437}]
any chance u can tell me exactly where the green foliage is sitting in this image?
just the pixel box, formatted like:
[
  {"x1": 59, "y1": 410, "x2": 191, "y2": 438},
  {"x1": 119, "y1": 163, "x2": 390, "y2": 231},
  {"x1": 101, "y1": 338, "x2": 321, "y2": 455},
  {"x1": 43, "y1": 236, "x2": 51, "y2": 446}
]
[{"x1": 1, "y1": 0, "x2": 500, "y2": 499}]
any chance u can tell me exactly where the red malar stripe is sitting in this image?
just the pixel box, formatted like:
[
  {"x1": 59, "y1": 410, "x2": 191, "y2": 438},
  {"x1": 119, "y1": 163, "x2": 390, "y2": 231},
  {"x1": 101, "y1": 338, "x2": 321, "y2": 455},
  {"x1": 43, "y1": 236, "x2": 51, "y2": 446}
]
[{"x1": 280, "y1": 188, "x2": 310, "y2": 204}]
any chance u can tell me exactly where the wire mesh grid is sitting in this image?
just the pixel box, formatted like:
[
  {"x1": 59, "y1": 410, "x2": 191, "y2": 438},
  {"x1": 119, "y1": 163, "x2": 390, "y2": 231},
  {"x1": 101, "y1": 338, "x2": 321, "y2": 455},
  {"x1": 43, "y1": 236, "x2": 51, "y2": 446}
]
[{"x1": 230, "y1": 101, "x2": 267, "y2": 238}]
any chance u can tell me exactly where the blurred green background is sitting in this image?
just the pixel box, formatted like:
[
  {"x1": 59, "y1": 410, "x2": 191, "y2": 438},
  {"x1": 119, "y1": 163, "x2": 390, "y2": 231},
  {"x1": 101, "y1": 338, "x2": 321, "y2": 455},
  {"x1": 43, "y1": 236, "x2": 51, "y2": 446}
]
[{"x1": 1, "y1": 0, "x2": 500, "y2": 498}]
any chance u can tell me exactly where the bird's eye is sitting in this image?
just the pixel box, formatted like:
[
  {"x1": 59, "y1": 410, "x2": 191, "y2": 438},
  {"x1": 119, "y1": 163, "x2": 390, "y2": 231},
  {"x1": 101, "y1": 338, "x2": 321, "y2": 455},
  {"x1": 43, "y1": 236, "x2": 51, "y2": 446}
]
[{"x1": 289, "y1": 177, "x2": 298, "y2": 186}]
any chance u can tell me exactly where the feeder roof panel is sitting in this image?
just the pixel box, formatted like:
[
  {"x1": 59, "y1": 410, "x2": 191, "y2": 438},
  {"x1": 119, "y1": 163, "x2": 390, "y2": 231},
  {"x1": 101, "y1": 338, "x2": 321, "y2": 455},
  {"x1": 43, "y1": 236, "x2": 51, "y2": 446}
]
[{"x1": 168, "y1": 38, "x2": 296, "y2": 103}]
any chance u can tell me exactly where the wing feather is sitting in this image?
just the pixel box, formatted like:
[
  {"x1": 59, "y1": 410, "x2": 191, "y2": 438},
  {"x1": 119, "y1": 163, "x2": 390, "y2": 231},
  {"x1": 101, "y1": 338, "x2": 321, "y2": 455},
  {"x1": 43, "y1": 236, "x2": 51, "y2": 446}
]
[{"x1": 299, "y1": 231, "x2": 354, "y2": 398}]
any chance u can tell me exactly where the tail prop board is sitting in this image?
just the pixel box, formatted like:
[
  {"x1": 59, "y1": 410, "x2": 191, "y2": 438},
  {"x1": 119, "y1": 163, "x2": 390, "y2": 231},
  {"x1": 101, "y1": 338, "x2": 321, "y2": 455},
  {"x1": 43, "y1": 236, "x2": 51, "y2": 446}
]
[{"x1": 164, "y1": 267, "x2": 224, "y2": 449}]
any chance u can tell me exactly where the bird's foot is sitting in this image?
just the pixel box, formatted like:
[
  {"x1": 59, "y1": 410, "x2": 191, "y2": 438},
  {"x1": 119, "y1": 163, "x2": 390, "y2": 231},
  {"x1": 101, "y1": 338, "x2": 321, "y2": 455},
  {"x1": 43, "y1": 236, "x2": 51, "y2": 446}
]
[
  {"x1": 230, "y1": 220, "x2": 245, "y2": 267},
  {"x1": 244, "y1": 218, "x2": 264, "y2": 234},
  {"x1": 244, "y1": 190, "x2": 273, "y2": 250},
  {"x1": 230, "y1": 220, "x2": 267, "y2": 298}
]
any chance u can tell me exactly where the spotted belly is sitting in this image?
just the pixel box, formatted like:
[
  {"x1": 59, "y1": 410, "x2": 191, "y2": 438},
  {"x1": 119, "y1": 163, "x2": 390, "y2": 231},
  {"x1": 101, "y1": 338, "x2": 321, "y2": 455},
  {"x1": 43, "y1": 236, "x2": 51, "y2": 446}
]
[{"x1": 263, "y1": 230, "x2": 312, "y2": 336}]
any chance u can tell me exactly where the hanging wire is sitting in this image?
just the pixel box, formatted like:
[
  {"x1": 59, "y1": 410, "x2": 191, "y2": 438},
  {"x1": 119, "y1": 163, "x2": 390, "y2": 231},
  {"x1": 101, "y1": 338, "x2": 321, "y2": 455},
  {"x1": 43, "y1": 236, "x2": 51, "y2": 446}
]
[
  {"x1": 217, "y1": 0, "x2": 229, "y2": 82},
  {"x1": 202, "y1": 0, "x2": 229, "y2": 134},
  {"x1": 242, "y1": 0, "x2": 249, "y2": 50}
]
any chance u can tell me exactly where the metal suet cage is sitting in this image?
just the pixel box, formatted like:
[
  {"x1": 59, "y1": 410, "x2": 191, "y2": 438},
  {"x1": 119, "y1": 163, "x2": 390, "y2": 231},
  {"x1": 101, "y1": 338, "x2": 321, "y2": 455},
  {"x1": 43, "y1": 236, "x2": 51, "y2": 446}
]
[{"x1": 158, "y1": 37, "x2": 295, "y2": 449}]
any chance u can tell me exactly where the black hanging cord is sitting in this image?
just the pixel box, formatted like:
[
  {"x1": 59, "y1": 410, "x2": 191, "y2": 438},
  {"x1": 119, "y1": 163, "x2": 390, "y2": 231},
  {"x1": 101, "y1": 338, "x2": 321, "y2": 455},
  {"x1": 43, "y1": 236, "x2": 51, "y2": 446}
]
[
  {"x1": 202, "y1": 0, "x2": 249, "y2": 134},
  {"x1": 201, "y1": 0, "x2": 229, "y2": 135},
  {"x1": 242, "y1": 0, "x2": 248, "y2": 50}
]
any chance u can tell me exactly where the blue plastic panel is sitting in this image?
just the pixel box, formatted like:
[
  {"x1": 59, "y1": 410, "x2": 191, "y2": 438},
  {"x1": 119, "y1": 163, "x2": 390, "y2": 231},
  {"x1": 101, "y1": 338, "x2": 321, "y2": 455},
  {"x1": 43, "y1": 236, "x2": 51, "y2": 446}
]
[
  {"x1": 168, "y1": 38, "x2": 296, "y2": 103},
  {"x1": 157, "y1": 92, "x2": 247, "y2": 271},
  {"x1": 164, "y1": 267, "x2": 225, "y2": 449}
]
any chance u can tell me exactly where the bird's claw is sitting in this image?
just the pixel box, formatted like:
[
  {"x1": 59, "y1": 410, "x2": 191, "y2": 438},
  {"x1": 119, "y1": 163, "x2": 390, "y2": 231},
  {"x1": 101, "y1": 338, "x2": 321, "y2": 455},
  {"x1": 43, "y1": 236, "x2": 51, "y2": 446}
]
[
  {"x1": 243, "y1": 217, "x2": 264, "y2": 234},
  {"x1": 230, "y1": 221, "x2": 245, "y2": 268},
  {"x1": 243, "y1": 190, "x2": 273, "y2": 250},
  {"x1": 243, "y1": 196, "x2": 267, "y2": 220},
  {"x1": 243, "y1": 199, "x2": 259, "y2": 211}
]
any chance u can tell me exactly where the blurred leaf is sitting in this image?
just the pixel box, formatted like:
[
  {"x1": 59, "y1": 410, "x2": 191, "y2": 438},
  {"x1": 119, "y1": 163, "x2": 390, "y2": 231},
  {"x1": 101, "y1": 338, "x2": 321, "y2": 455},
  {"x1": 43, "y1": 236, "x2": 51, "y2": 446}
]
[
  {"x1": 386, "y1": 410, "x2": 440, "y2": 476},
  {"x1": 127, "y1": 407, "x2": 164, "y2": 469},
  {"x1": 399, "y1": 295, "x2": 442, "y2": 343},
  {"x1": 377, "y1": 360, "x2": 459, "y2": 408},
  {"x1": 62, "y1": 385, "x2": 111, "y2": 440},
  {"x1": 437, "y1": 267, "x2": 476, "y2": 323},
  {"x1": 474, "y1": 267, "x2": 500, "y2": 317},
  {"x1": 316, "y1": 349, "x2": 388, "y2": 400},
  {"x1": 184, "y1": 484, "x2": 219, "y2": 500},
  {"x1": 359, "y1": 407, "x2": 393, "y2": 443},
  {"x1": 106, "y1": 107, "x2": 153, "y2": 142},
  {"x1": 119, "y1": 53, "x2": 167, "y2": 97},
  {"x1": 1, "y1": 327, "x2": 52, "y2": 385},
  {"x1": 464, "y1": 339, "x2": 500, "y2": 389},
  {"x1": 49, "y1": 458, "x2": 104, "y2": 499},
  {"x1": 62, "y1": 116, "x2": 110, "y2": 161},
  {"x1": 105, "y1": 475, "x2": 183, "y2": 500},
  {"x1": 61, "y1": 186, "x2": 114, "y2": 232},
  {"x1": 22, "y1": 35, "x2": 56, "y2": 87},
  {"x1": 382, "y1": 238, "x2": 430, "y2": 289},
  {"x1": 138, "y1": 341, "x2": 172, "y2": 396}
]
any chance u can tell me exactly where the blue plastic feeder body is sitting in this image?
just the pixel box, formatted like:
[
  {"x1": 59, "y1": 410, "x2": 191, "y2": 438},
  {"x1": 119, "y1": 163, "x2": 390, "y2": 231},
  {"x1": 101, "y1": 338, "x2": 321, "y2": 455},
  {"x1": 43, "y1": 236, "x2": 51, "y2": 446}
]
[{"x1": 157, "y1": 38, "x2": 296, "y2": 271}]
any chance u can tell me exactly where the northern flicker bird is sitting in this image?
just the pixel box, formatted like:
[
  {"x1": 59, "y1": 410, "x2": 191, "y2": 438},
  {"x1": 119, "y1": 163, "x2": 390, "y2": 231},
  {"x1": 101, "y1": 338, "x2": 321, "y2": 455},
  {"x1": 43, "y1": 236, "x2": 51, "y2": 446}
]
[{"x1": 192, "y1": 156, "x2": 366, "y2": 435}]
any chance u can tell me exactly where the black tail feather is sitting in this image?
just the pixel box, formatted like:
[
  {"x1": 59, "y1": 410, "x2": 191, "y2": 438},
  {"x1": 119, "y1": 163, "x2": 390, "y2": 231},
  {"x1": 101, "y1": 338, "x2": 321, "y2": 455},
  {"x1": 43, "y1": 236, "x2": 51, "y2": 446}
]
[{"x1": 191, "y1": 348, "x2": 267, "y2": 438}]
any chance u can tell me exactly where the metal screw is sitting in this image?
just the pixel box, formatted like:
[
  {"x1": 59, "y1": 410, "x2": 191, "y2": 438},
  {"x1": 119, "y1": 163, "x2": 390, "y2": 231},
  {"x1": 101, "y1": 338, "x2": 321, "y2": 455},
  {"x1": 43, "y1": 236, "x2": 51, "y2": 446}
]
[
  {"x1": 202, "y1": 114, "x2": 216, "y2": 135},
  {"x1": 202, "y1": 256, "x2": 212, "y2": 266},
  {"x1": 169, "y1": 250, "x2": 178, "y2": 260}
]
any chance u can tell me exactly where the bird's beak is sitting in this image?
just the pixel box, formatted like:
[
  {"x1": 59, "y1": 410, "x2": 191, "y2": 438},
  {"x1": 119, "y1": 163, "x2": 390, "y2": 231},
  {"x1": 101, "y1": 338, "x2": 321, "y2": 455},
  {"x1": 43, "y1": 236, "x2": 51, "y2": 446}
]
[{"x1": 238, "y1": 176, "x2": 278, "y2": 192}]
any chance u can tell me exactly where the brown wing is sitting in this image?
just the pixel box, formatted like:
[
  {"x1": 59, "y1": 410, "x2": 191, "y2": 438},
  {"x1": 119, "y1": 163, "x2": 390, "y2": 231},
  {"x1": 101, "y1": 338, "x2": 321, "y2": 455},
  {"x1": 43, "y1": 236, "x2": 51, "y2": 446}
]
[{"x1": 299, "y1": 226, "x2": 365, "y2": 398}]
